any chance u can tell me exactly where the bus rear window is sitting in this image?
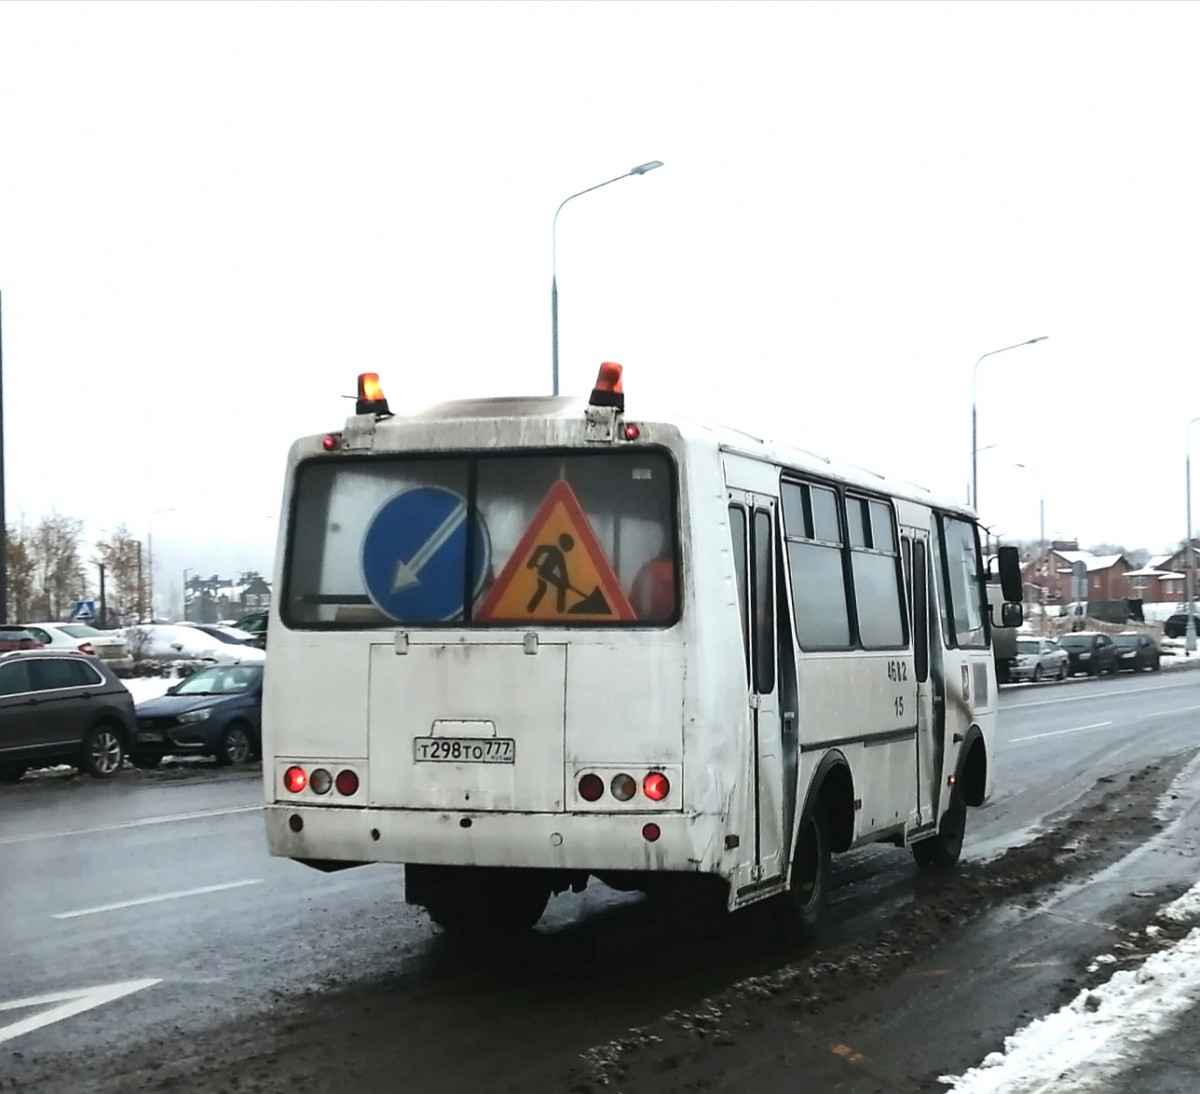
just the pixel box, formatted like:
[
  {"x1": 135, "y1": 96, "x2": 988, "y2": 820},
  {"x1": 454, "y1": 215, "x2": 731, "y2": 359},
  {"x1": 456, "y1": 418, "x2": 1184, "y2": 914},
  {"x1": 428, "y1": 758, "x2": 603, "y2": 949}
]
[{"x1": 284, "y1": 450, "x2": 679, "y2": 628}]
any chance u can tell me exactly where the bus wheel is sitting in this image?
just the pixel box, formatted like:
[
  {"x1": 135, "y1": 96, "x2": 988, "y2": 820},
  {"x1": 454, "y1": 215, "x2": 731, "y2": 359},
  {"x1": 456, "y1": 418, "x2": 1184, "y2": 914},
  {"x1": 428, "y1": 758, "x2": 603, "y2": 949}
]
[
  {"x1": 912, "y1": 796, "x2": 966, "y2": 869},
  {"x1": 420, "y1": 866, "x2": 550, "y2": 935},
  {"x1": 781, "y1": 803, "x2": 830, "y2": 942}
]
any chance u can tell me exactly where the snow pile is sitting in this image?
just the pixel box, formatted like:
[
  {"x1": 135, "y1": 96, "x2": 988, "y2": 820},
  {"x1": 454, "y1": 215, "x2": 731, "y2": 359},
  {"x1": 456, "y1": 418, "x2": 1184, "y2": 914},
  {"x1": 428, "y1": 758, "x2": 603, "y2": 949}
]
[
  {"x1": 1160, "y1": 878, "x2": 1200, "y2": 923},
  {"x1": 940, "y1": 925, "x2": 1200, "y2": 1092}
]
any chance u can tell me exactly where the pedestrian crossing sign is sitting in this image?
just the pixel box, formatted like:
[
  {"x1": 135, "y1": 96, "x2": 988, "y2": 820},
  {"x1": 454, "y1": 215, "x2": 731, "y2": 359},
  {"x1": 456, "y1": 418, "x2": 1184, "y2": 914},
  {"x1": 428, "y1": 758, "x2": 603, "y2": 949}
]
[{"x1": 477, "y1": 480, "x2": 636, "y2": 623}]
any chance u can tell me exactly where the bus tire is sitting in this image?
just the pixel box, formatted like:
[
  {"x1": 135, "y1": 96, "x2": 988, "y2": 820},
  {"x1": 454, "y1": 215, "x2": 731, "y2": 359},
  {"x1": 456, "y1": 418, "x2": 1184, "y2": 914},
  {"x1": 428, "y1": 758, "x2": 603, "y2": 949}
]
[
  {"x1": 781, "y1": 802, "x2": 831, "y2": 943},
  {"x1": 912, "y1": 795, "x2": 966, "y2": 869},
  {"x1": 419, "y1": 866, "x2": 550, "y2": 935}
]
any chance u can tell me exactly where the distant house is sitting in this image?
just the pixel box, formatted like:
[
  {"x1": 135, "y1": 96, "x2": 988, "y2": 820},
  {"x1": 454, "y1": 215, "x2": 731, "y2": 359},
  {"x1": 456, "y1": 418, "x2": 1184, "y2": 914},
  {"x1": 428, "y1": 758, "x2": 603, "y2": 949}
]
[
  {"x1": 1022, "y1": 541, "x2": 1132, "y2": 603},
  {"x1": 185, "y1": 572, "x2": 272, "y2": 623},
  {"x1": 1125, "y1": 553, "x2": 1188, "y2": 604},
  {"x1": 1158, "y1": 539, "x2": 1200, "y2": 577}
]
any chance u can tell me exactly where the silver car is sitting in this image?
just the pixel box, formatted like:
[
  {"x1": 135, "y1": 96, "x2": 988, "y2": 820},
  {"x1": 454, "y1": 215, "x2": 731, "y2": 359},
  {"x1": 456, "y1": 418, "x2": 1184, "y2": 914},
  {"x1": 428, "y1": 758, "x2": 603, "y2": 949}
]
[{"x1": 1012, "y1": 637, "x2": 1069, "y2": 682}]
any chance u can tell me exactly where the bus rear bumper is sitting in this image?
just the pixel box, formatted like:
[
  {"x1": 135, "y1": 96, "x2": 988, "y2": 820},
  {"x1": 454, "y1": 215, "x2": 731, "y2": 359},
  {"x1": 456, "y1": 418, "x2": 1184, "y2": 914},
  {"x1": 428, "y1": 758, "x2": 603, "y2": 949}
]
[{"x1": 264, "y1": 803, "x2": 721, "y2": 875}]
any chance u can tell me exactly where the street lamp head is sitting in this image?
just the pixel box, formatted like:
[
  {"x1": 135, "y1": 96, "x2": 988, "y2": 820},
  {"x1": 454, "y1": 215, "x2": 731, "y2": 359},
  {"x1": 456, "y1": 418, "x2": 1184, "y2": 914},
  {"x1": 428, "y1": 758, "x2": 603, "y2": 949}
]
[
  {"x1": 630, "y1": 160, "x2": 663, "y2": 175},
  {"x1": 1028, "y1": 336, "x2": 1049, "y2": 344}
]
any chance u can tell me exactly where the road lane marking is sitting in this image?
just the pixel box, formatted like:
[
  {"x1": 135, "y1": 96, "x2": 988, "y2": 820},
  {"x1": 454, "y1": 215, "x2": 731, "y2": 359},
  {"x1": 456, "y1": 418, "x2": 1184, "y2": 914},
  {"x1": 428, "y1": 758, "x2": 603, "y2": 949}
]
[
  {"x1": 1137, "y1": 704, "x2": 1200, "y2": 719},
  {"x1": 53, "y1": 879, "x2": 264, "y2": 920},
  {"x1": 1010, "y1": 721, "x2": 1114, "y2": 744},
  {"x1": 0, "y1": 804, "x2": 262, "y2": 846},
  {"x1": 0, "y1": 979, "x2": 161, "y2": 1045},
  {"x1": 1003, "y1": 678, "x2": 1199, "y2": 712}
]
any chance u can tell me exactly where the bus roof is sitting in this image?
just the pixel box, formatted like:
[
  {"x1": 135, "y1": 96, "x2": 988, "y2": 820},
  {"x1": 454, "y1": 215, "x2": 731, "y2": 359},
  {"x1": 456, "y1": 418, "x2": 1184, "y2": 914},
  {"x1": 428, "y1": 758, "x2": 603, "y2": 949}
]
[{"x1": 318, "y1": 392, "x2": 977, "y2": 522}]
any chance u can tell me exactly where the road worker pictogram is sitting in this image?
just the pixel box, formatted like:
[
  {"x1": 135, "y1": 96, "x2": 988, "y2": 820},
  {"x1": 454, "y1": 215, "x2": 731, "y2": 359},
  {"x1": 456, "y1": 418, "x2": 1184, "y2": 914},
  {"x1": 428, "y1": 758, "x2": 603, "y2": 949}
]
[{"x1": 477, "y1": 480, "x2": 635, "y2": 622}]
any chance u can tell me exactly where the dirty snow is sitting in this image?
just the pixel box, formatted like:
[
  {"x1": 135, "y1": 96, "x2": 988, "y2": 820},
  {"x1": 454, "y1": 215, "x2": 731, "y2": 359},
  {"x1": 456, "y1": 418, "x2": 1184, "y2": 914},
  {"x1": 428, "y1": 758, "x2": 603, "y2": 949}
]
[
  {"x1": 1159, "y1": 877, "x2": 1200, "y2": 923},
  {"x1": 941, "y1": 925, "x2": 1200, "y2": 1093}
]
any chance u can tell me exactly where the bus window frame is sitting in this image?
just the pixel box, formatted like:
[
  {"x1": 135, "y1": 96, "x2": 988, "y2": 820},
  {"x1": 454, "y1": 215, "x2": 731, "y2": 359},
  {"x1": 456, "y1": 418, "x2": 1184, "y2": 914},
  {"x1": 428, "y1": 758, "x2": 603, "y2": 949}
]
[
  {"x1": 280, "y1": 445, "x2": 684, "y2": 632},
  {"x1": 843, "y1": 491, "x2": 909, "y2": 651},
  {"x1": 933, "y1": 511, "x2": 990, "y2": 651},
  {"x1": 781, "y1": 474, "x2": 908, "y2": 653}
]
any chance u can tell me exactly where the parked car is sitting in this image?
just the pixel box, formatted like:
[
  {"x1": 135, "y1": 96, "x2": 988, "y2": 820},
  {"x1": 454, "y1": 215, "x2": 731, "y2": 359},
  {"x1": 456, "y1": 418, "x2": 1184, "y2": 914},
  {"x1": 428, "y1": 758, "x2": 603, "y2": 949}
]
[
  {"x1": 1011, "y1": 637, "x2": 1070, "y2": 682},
  {"x1": 1058, "y1": 631, "x2": 1119, "y2": 676},
  {"x1": 178, "y1": 621, "x2": 263, "y2": 647},
  {"x1": 1163, "y1": 613, "x2": 1200, "y2": 639},
  {"x1": 0, "y1": 650, "x2": 135, "y2": 782},
  {"x1": 20, "y1": 622, "x2": 134, "y2": 674},
  {"x1": 229, "y1": 611, "x2": 268, "y2": 650},
  {"x1": 130, "y1": 663, "x2": 263, "y2": 767},
  {"x1": 0, "y1": 626, "x2": 44, "y2": 653},
  {"x1": 122, "y1": 624, "x2": 266, "y2": 666},
  {"x1": 1112, "y1": 632, "x2": 1161, "y2": 672}
]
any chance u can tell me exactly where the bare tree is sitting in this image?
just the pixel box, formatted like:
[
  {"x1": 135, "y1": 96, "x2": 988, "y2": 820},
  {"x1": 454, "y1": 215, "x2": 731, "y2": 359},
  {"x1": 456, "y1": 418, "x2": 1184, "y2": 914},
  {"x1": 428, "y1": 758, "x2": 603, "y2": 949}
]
[
  {"x1": 94, "y1": 525, "x2": 147, "y2": 626},
  {"x1": 5, "y1": 523, "x2": 37, "y2": 622},
  {"x1": 29, "y1": 512, "x2": 86, "y2": 620}
]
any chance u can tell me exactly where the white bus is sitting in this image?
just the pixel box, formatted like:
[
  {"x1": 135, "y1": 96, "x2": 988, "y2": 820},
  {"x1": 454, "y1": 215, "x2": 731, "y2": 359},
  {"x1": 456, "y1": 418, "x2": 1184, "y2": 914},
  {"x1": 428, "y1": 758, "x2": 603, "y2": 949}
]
[{"x1": 263, "y1": 365, "x2": 1023, "y2": 936}]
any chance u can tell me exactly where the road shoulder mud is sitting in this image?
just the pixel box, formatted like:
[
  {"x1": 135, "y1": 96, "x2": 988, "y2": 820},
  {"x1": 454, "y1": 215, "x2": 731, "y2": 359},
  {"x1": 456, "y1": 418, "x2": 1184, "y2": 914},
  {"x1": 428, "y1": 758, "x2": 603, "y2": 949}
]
[{"x1": 555, "y1": 752, "x2": 1198, "y2": 1093}]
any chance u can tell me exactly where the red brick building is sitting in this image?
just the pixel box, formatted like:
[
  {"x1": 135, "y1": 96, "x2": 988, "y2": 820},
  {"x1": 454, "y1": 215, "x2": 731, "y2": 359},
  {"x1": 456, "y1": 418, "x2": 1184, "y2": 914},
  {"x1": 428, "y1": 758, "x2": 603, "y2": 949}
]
[{"x1": 1022, "y1": 542, "x2": 1131, "y2": 604}]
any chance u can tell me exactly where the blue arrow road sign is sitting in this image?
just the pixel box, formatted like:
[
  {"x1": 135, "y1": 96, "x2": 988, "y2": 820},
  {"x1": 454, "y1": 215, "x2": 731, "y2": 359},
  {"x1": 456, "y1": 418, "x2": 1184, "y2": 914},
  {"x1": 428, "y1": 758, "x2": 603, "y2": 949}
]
[{"x1": 361, "y1": 486, "x2": 491, "y2": 622}]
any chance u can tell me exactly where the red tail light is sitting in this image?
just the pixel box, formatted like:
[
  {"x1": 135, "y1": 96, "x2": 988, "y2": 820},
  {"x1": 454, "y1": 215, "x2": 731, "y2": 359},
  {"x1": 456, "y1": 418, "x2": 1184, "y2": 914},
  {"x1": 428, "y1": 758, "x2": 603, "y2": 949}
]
[
  {"x1": 335, "y1": 769, "x2": 359, "y2": 796},
  {"x1": 77, "y1": 642, "x2": 96, "y2": 655},
  {"x1": 578, "y1": 774, "x2": 604, "y2": 802},
  {"x1": 643, "y1": 772, "x2": 670, "y2": 801},
  {"x1": 284, "y1": 766, "x2": 307, "y2": 793},
  {"x1": 642, "y1": 823, "x2": 661, "y2": 842}
]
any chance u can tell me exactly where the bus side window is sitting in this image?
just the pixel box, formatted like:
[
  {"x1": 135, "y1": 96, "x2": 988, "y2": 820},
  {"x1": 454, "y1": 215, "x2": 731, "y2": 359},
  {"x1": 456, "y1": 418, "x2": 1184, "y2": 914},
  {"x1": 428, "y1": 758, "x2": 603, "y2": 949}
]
[{"x1": 729, "y1": 505, "x2": 751, "y2": 678}]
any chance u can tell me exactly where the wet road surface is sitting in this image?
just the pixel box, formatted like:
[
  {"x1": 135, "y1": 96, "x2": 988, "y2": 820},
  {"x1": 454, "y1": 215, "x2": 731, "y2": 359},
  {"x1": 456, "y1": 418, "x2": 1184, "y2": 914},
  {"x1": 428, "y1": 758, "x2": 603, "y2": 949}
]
[{"x1": 2, "y1": 667, "x2": 1199, "y2": 1091}]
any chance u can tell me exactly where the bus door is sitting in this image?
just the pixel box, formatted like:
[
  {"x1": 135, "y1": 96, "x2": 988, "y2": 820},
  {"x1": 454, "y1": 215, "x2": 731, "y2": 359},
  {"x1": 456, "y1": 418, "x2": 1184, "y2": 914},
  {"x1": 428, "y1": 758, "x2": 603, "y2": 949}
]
[
  {"x1": 728, "y1": 490, "x2": 784, "y2": 888},
  {"x1": 904, "y1": 530, "x2": 940, "y2": 828}
]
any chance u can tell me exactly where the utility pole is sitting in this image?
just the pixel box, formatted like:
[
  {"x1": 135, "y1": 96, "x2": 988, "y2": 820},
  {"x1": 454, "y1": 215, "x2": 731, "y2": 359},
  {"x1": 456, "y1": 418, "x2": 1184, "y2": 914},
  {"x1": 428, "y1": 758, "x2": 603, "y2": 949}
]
[
  {"x1": 97, "y1": 561, "x2": 107, "y2": 629},
  {"x1": 137, "y1": 540, "x2": 144, "y2": 622}
]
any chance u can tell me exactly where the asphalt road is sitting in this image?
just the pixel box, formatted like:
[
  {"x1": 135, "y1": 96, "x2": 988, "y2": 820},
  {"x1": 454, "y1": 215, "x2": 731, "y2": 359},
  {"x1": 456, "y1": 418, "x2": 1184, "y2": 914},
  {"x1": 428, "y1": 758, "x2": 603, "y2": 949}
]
[{"x1": 2, "y1": 665, "x2": 1199, "y2": 1091}]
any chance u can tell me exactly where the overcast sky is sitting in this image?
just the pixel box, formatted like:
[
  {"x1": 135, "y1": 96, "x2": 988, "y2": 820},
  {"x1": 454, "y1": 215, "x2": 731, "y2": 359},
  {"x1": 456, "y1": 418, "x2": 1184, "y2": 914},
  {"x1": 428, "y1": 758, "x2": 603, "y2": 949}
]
[{"x1": 2, "y1": 1, "x2": 1199, "y2": 609}]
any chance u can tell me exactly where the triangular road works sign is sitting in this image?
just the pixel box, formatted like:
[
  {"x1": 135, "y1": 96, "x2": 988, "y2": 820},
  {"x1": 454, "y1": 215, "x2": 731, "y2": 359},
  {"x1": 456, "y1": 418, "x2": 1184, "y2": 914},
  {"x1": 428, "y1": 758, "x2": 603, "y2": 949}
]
[{"x1": 478, "y1": 480, "x2": 636, "y2": 623}]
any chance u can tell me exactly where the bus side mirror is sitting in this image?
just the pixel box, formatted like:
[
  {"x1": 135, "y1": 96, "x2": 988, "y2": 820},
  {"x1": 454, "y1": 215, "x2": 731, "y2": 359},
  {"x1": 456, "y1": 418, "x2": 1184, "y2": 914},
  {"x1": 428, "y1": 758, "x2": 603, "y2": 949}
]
[
  {"x1": 997, "y1": 545, "x2": 1023, "y2": 603},
  {"x1": 1001, "y1": 601, "x2": 1023, "y2": 628}
]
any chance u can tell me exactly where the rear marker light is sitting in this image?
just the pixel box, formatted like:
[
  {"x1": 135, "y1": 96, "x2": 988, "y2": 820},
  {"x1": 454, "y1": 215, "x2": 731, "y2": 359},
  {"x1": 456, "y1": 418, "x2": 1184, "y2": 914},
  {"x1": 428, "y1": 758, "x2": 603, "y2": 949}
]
[
  {"x1": 578, "y1": 774, "x2": 605, "y2": 802},
  {"x1": 623, "y1": 423, "x2": 640, "y2": 441},
  {"x1": 642, "y1": 823, "x2": 661, "y2": 843},
  {"x1": 309, "y1": 768, "x2": 332, "y2": 795},
  {"x1": 335, "y1": 769, "x2": 360, "y2": 796},
  {"x1": 322, "y1": 434, "x2": 339, "y2": 451},
  {"x1": 643, "y1": 772, "x2": 670, "y2": 801},
  {"x1": 284, "y1": 766, "x2": 307, "y2": 793},
  {"x1": 611, "y1": 773, "x2": 637, "y2": 802}
]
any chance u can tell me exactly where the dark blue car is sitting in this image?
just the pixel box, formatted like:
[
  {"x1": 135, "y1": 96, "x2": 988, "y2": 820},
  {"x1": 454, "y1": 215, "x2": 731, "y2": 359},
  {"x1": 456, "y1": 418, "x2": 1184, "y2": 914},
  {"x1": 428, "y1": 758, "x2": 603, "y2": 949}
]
[{"x1": 131, "y1": 664, "x2": 263, "y2": 768}]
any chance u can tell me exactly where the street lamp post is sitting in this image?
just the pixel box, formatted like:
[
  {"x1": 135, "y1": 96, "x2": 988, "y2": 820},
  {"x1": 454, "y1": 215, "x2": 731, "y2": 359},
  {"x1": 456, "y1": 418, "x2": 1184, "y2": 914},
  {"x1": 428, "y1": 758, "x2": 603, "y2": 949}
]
[
  {"x1": 146, "y1": 507, "x2": 177, "y2": 623},
  {"x1": 183, "y1": 567, "x2": 194, "y2": 622},
  {"x1": 551, "y1": 160, "x2": 663, "y2": 396},
  {"x1": 93, "y1": 560, "x2": 107, "y2": 630},
  {"x1": 1186, "y1": 416, "x2": 1199, "y2": 654},
  {"x1": 972, "y1": 336, "x2": 1049, "y2": 513}
]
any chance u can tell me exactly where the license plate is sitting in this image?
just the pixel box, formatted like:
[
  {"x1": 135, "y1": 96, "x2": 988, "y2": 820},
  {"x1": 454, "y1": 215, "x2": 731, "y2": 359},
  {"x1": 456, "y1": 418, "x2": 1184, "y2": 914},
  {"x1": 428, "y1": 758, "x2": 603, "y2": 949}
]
[
  {"x1": 137, "y1": 731, "x2": 164, "y2": 743},
  {"x1": 413, "y1": 737, "x2": 515, "y2": 764}
]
